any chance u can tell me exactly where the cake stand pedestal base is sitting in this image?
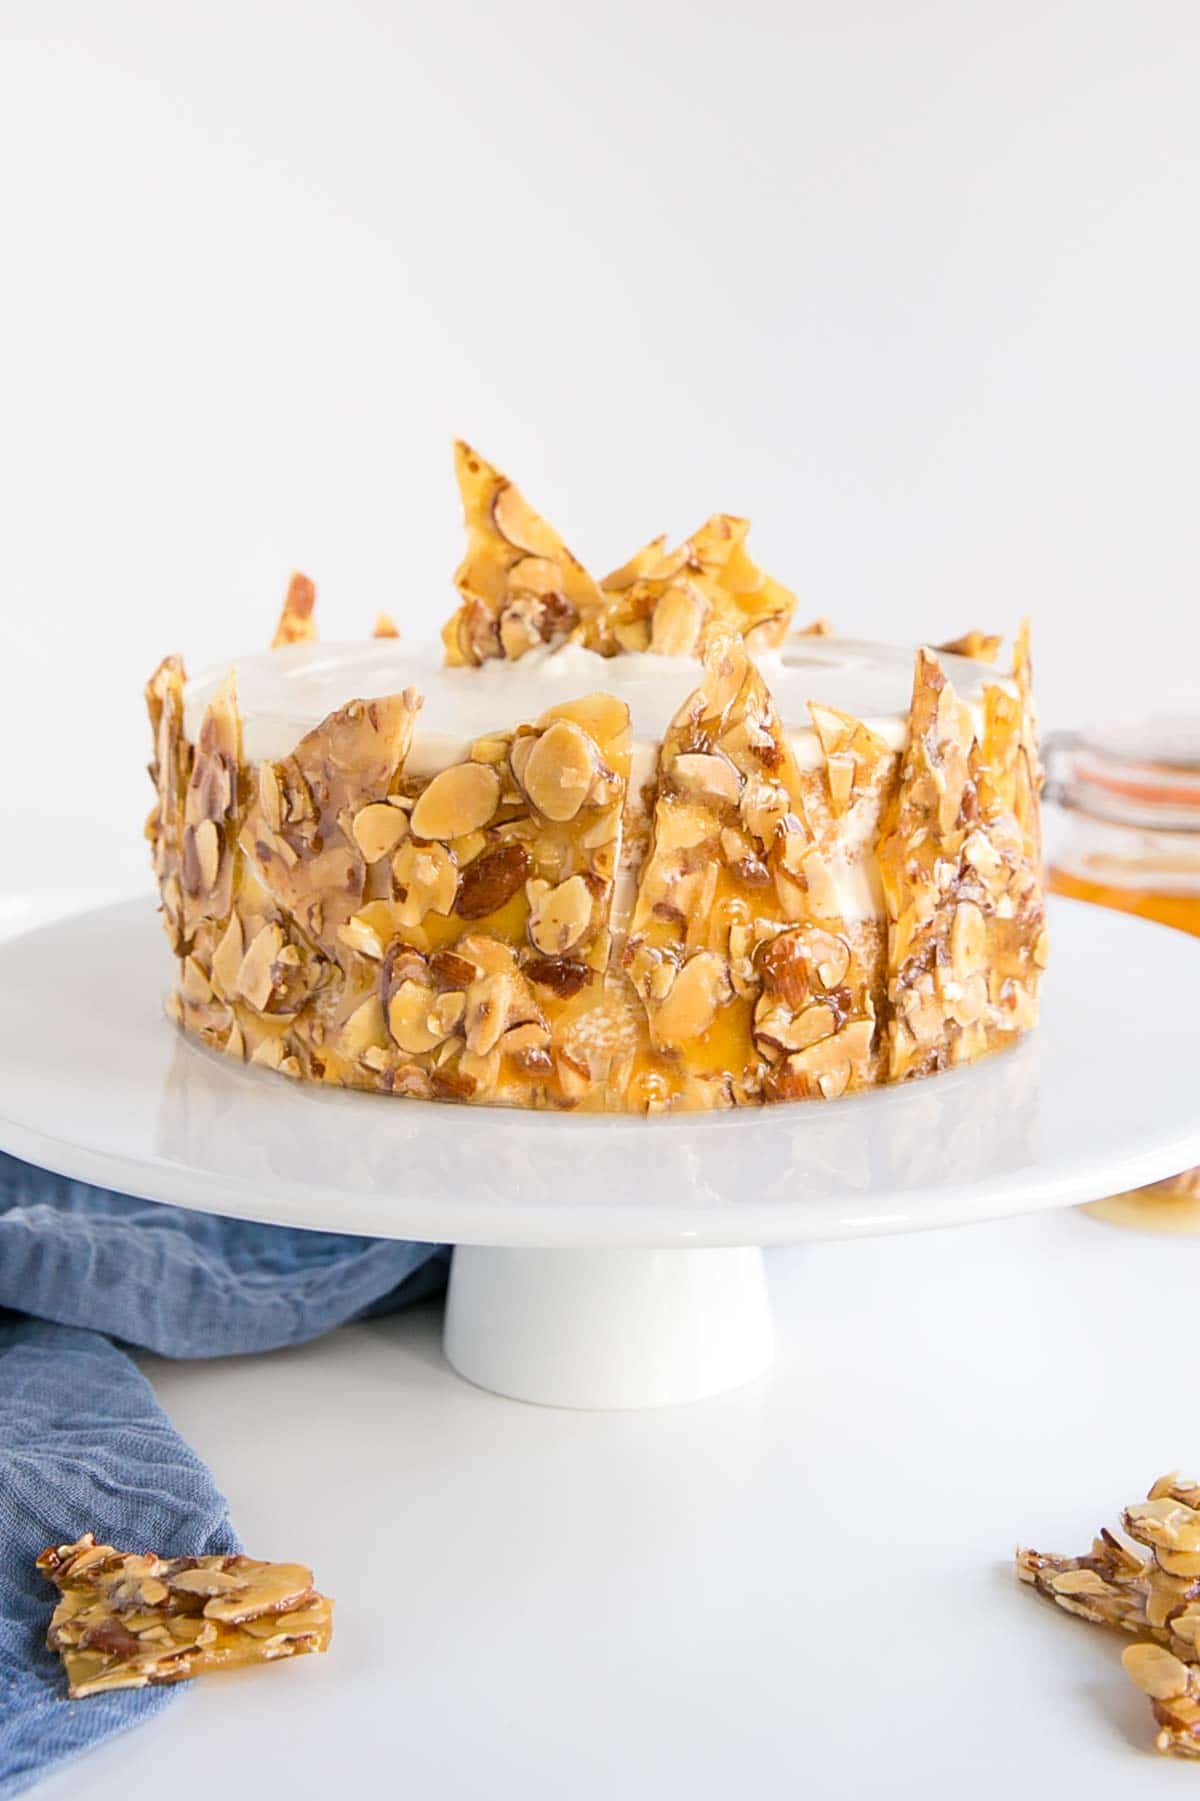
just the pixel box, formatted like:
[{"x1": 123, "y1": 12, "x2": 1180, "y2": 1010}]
[{"x1": 443, "y1": 1245, "x2": 774, "y2": 1408}]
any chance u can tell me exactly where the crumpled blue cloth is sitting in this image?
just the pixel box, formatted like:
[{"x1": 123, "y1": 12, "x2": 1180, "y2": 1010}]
[
  {"x1": 0, "y1": 1150, "x2": 448, "y2": 1797},
  {"x1": 0, "y1": 1320, "x2": 240, "y2": 1798}
]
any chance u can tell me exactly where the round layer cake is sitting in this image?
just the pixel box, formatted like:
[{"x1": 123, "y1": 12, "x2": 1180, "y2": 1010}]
[
  {"x1": 148, "y1": 629, "x2": 1046, "y2": 1113},
  {"x1": 145, "y1": 438, "x2": 1045, "y2": 1112}
]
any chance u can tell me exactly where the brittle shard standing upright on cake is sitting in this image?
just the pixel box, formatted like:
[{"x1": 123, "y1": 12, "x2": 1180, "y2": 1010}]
[
  {"x1": 619, "y1": 634, "x2": 879, "y2": 1110},
  {"x1": 877, "y1": 635, "x2": 1047, "y2": 1080}
]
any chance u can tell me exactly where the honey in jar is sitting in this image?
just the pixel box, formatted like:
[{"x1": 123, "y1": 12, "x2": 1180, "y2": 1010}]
[{"x1": 1046, "y1": 721, "x2": 1200, "y2": 1231}]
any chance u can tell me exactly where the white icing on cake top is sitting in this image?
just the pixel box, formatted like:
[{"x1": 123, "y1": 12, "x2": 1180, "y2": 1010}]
[
  {"x1": 183, "y1": 634, "x2": 1007, "y2": 771},
  {"x1": 181, "y1": 634, "x2": 1012, "y2": 928}
]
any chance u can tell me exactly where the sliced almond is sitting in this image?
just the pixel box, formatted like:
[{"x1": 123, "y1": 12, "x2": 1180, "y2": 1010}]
[
  {"x1": 464, "y1": 971, "x2": 515, "y2": 1056},
  {"x1": 392, "y1": 841, "x2": 459, "y2": 927},
  {"x1": 492, "y1": 482, "x2": 559, "y2": 557},
  {"x1": 519, "y1": 720, "x2": 598, "y2": 822},
  {"x1": 210, "y1": 914, "x2": 245, "y2": 998},
  {"x1": 651, "y1": 951, "x2": 731, "y2": 1047},
  {"x1": 410, "y1": 763, "x2": 501, "y2": 841},
  {"x1": 193, "y1": 819, "x2": 220, "y2": 892},
  {"x1": 338, "y1": 913, "x2": 385, "y2": 960},
  {"x1": 528, "y1": 874, "x2": 593, "y2": 955},
  {"x1": 352, "y1": 802, "x2": 410, "y2": 863},
  {"x1": 250, "y1": 1034, "x2": 285, "y2": 1070},
  {"x1": 388, "y1": 980, "x2": 453, "y2": 1053},
  {"x1": 671, "y1": 753, "x2": 742, "y2": 807},
  {"x1": 236, "y1": 923, "x2": 285, "y2": 1012},
  {"x1": 341, "y1": 995, "x2": 387, "y2": 1058},
  {"x1": 1123, "y1": 1642, "x2": 1191, "y2": 1701},
  {"x1": 180, "y1": 956, "x2": 213, "y2": 1005},
  {"x1": 650, "y1": 583, "x2": 706, "y2": 656},
  {"x1": 950, "y1": 900, "x2": 986, "y2": 978}
]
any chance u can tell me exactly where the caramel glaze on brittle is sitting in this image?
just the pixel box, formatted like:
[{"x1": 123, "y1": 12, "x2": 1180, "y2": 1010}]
[
  {"x1": 148, "y1": 592, "x2": 1045, "y2": 1110},
  {"x1": 38, "y1": 1534, "x2": 332, "y2": 1699}
]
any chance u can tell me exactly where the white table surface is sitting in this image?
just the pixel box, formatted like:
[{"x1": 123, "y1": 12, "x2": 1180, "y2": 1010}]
[
  {"x1": 6, "y1": 881, "x2": 1195, "y2": 1795},
  {"x1": 23, "y1": 1208, "x2": 1197, "y2": 1797}
]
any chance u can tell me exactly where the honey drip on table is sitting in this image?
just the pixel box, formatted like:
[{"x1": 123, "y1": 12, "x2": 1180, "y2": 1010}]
[
  {"x1": 1051, "y1": 870, "x2": 1200, "y2": 1231},
  {"x1": 1084, "y1": 1173, "x2": 1200, "y2": 1235}
]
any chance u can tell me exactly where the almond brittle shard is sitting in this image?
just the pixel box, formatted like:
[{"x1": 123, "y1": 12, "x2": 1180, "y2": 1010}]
[
  {"x1": 1124, "y1": 1644, "x2": 1200, "y2": 1759},
  {"x1": 936, "y1": 629, "x2": 1002, "y2": 662},
  {"x1": 1012, "y1": 617, "x2": 1043, "y2": 865},
  {"x1": 600, "y1": 515, "x2": 796, "y2": 657},
  {"x1": 323, "y1": 692, "x2": 631, "y2": 1108},
  {"x1": 807, "y1": 701, "x2": 891, "y2": 817},
  {"x1": 442, "y1": 441, "x2": 606, "y2": 666},
  {"x1": 37, "y1": 1533, "x2": 332, "y2": 1699},
  {"x1": 167, "y1": 668, "x2": 252, "y2": 1052},
  {"x1": 181, "y1": 668, "x2": 241, "y2": 935},
  {"x1": 1019, "y1": 1474, "x2": 1200, "y2": 1757},
  {"x1": 878, "y1": 648, "x2": 1045, "y2": 1082},
  {"x1": 271, "y1": 572, "x2": 317, "y2": 649},
  {"x1": 621, "y1": 635, "x2": 877, "y2": 1109},
  {"x1": 239, "y1": 688, "x2": 423, "y2": 964},
  {"x1": 145, "y1": 655, "x2": 189, "y2": 956}
]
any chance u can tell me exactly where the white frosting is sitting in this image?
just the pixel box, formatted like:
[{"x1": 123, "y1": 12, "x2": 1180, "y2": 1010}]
[
  {"x1": 182, "y1": 634, "x2": 1009, "y2": 926},
  {"x1": 183, "y1": 634, "x2": 1005, "y2": 770}
]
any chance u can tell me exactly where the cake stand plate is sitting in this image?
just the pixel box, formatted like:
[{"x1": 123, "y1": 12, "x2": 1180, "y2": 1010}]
[{"x1": 1, "y1": 896, "x2": 1198, "y2": 1407}]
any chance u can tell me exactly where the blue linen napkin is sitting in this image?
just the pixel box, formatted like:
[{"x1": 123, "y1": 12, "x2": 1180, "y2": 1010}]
[
  {"x1": 0, "y1": 1319, "x2": 240, "y2": 1798},
  {"x1": 0, "y1": 1150, "x2": 448, "y2": 1797}
]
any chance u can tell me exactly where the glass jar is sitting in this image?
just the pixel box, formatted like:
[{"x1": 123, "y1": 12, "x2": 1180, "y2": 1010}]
[{"x1": 1045, "y1": 719, "x2": 1200, "y2": 1229}]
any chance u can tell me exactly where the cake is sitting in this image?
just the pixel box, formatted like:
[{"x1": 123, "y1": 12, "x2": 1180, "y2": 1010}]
[{"x1": 146, "y1": 443, "x2": 1047, "y2": 1113}]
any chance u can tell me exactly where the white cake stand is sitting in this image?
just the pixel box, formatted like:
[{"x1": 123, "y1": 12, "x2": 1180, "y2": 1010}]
[{"x1": 1, "y1": 895, "x2": 1198, "y2": 1409}]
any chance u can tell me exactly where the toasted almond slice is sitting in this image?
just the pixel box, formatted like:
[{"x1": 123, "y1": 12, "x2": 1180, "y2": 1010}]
[
  {"x1": 352, "y1": 801, "x2": 410, "y2": 863},
  {"x1": 410, "y1": 762, "x2": 501, "y2": 840}
]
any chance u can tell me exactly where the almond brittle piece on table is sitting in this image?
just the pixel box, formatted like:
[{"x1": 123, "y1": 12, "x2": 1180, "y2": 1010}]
[
  {"x1": 1017, "y1": 1474, "x2": 1200, "y2": 1757},
  {"x1": 442, "y1": 441, "x2": 607, "y2": 665},
  {"x1": 1124, "y1": 1644, "x2": 1200, "y2": 1759},
  {"x1": 271, "y1": 572, "x2": 318, "y2": 649},
  {"x1": 37, "y1": 1534, "x2": 332, "y2": 1699},
  {"x1": 321, "y1": 692, "x2": 632, "y2": 1108},
  {"x1": 599, "y1": 515, "x2": 796, "y2": 657},
  {"x1": 877, "y1": 645, "x2": 1046, "y2": 1082},
  {"x1": 620, "y1": 635, "x2": 877, "y2": 1111},
  {"x1": 1016, "y1": 1529, "x2": 1200, "y2": 1657}
]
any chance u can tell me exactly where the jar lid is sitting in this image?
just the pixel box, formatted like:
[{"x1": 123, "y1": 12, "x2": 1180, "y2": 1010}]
[{"x1": 1046, "y1": 719, "x2": 1200, "y2": 831}]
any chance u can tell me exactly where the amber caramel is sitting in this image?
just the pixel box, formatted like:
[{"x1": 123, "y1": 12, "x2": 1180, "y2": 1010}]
[{"x1": 1050, "y1": 869, "x2": 1200, "y2": 938}]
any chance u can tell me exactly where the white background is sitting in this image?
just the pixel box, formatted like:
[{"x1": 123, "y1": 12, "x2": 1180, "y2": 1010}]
[
  {"x1": 4, "y1": 12, "x2": 1200, "y2": 1791},
  {"x1": 2, "y1": 1, "x2": 1200, "y2": 893}
]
